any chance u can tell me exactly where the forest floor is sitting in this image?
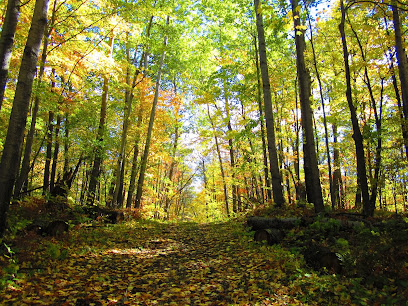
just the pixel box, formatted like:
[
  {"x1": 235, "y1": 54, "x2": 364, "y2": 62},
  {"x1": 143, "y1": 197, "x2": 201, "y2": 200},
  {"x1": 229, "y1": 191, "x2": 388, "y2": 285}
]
[{"x1": 0, "y1": 214, "x2": 407, "y2": 305}]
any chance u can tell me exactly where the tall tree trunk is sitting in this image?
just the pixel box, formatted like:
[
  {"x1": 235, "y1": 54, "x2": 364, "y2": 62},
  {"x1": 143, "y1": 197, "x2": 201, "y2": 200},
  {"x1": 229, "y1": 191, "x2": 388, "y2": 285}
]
[
  {"x1": 223, "y1": 84, "x2": 237, "y2": 213},
  {"x1": 111, "y1": 41, "x2": 133, "y2": 208},
  {"x1": 63, "y1": 114, "x2": 69, "y2": 174},
  {"x1": 164, "y1": 82, "x2": 180, "y2": 218},
  {"x1": 291, "y1": 0, "x2": 324, "y2": 213},
  {"x1": 0, "y1": 0, "x2": 20, "y2": 110},
  {"x1": 254, "y1": 0, "x2": 284, "y2": 206},
  {"x1": 207, "y1": 105, "x2": 229, "y2": 217},
  {"x1": 87, "y1": 36, "x2": 114, "y2": 205},
  {"x1": 306, "y1": 7, "x2": 335, "y2": 209},
  {"x1": 254, "y1": 35, "x2": 270, "y2": 202},
  {"x1": 339, "y1": 0, "x2": 370, "y2": 216},
  {"x1": 0, "y1": 0, "x2": 49, "y2": 236},
  {"x1": 350, "y1": 21, "x2": 383, "y2": 215},
  {"x1": 126, "y1": 106, "x2": 143, "y2": 208},
  {"x1": 332, "y1": 123, "x2": 343, "y2": 209},
  {"x1": 134, "y1": 17, "x2": 169, "y2": 208},
  {"x1": 392, "y1": 0, "x2": 408, "y2": 162},
  {"x1": 124, "y1": 16, "x2": 154, "y2": 209},
  {"x1": 43, "y1": 111, "x2": 54, "y2": 194},
  {"x1": 50, "y1": 114, "x2": 61, "y2": 190}
]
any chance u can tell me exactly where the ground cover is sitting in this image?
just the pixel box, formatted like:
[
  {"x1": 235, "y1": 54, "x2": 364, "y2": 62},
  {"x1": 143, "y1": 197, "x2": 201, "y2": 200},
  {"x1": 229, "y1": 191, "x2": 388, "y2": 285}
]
[{"x1": 1, "y1": 214, "x2": 407, "y2": 305}]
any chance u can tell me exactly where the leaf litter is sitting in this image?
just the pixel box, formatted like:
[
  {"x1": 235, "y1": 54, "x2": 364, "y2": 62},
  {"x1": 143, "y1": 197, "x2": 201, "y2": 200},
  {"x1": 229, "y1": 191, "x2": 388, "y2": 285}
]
[{"x1": 1, "y1": 220, "x2": 326, "y2": 305}]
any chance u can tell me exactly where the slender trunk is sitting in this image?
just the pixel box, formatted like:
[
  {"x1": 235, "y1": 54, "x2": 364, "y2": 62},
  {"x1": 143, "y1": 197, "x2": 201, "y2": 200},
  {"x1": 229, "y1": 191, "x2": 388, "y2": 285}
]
[
  {"x1": 0, "y1": 0, "x2": 20, "y2": 109},
  {"x1": 0, "y1": 0, "x2": 50, "y2": 236},
  {"x1": 306, "y1": 8, "x2": 335, "y2": 209},
  {"x1": 164, "y1": 83, "x2": 180, "y2": 218},
  {"x1": 126, "y1": 107, "x2": 143, "y2": 208},
  {"x1": 332, "y1": 123, "x2": 343, "y2": 208},
  {"x1": 135, "y1": 17, "x2": 169, "y2": 208},
  {"x1": 87, "y1": 36, "x2": 114, "y2": 205},
  {"x1": 254, "y1": 35, "x2": 270, "y2": 202},
  {"x1": 43, "y1": 111, "x2": 54, "y2": 194},
  {"x1": 291, "y1": 0, "x2": 324, "y2": 212},
  {"x1": 50, "y1": 114, "x2": 61, "y2": 190},
  {"x1": 224, "y1": 86, "x2": 237, "y2": 213},
  {"x1": 339, "y1": 0, "x2": 370, "y2": 215},
  {"x1": 350, "y1": 21, "x2": 383, "y2": 215},
  {"x1": 112, "y1": 42, "x2": 133, "y2": 208},
  {"x1": 254, "y1": 0, "x2": 284, "y2": 206},
  {"x1": 63, "y1": 114, "x2": 69, "y2": 174},
  {"x1": 207, "y1": 105, "x2": 229, "y2": 217}
]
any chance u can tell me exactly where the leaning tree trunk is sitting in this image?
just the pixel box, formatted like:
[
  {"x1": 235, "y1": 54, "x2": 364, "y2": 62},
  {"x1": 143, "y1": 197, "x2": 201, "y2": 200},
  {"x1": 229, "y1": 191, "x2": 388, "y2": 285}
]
[
  {"x1": 0, "y1": 0, "x2": 20, "y2": 110},
  {"x1": 134, "y1": 17, "x2": 169, "y2": 209},
  {"x1": 87, "y1": 36, "x2": 114, "y2": 205},
  {"x1": 254, "y1": 0, "x2": 285, "y2": 206},
  {"x1": 0, "y1": 0, "x2": 50, "y2": 237},
  {"x1": 291, "y1": 0, "x2": 324, "y2": 213},
  {"x1": 339, "y1": 0, "x2": 370, "y2": 216}
]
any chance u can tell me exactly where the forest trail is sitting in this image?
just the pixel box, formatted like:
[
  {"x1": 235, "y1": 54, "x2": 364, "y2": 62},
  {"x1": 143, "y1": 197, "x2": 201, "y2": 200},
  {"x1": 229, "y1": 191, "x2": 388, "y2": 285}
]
[{"x1": 1, "y1": 221, "x2": 301, "y2": 305}]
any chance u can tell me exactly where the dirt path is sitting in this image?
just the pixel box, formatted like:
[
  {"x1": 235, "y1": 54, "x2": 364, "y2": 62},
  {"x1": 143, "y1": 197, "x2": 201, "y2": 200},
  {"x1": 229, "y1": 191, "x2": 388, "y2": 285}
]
[{"x1": 1, "y1": 221, "x2": 301, "y2": 305}]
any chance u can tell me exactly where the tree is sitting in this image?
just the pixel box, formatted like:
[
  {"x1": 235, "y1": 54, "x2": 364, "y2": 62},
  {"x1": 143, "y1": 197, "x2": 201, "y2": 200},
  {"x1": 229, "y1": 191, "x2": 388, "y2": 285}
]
[
  {"x1": 254, "y1": 0, "x2": 285, "y2": 206},
  {"x1": 339, "y1": 0, "x2": 371, "y2": 216},
  {"x1": 0, "y1": 0, "x2": 20, "y2": 110},
  {"x1": 391, "y1": 0, "x2": 408, "y2": 161},
  {"x1": 134, "y1": 16, "x2": 170, "y2": 208},
  {"x1": 291, "y1": 0, "x2": 324, "y2": 212},
  {"x1": 87, "y1": 35, "x2": 114, "y2": 205},
  {"x1": 0, "y1": 0, "x2": 50, "y2": 236}
]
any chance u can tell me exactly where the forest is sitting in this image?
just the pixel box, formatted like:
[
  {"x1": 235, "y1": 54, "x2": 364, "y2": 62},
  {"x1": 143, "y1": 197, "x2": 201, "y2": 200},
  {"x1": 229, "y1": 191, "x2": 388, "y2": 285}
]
[{"x1": 0, "y1": 0, "x2": 408, "y2": 304}]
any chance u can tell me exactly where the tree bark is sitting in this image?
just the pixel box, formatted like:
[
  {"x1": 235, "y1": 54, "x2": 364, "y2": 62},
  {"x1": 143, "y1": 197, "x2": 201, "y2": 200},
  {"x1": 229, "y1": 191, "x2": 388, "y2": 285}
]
[
  {"x1": 0, "y1": 0, "x2": 20, "y2": 110},
  {"x1": 291, "y1": 0, "x2": 324, "y2": 213},
  {"x1": 339, "y1": 0, "x2": 370, "y2": 216},
  {"x1": 391, "y1": 0, "x2": 408, "y2": 161},
  {"x1": 349, "y1": 20, "x2": 383, "y2": 215},
  {"x1": 134, "y1": 17, "x2": 169, "y2": 208},
  {"x1": 111, "y1": 41, "x2": 134, "y2": 208},
  {"x1": 0, "y1": 0, "x2": 50, "y2": 236},
  {"x1": 254, "y1": 0, "x2": 284, "y2": 206},
  {"x1": 207, "y1": 105, "x2": 230, "y2": 217},
  {"x1": 332, "y1": 123, "x2": 344, "y2": 209},
  {"x1": 253, "y1": 35, "x2": 270, "y2": 202},
  {"x1": 50, "y1": 114, "x2": 61, "y2": 190},
  {"x1": 87, "y1": 36, "x2": 114, "y2": 205},
  {"x1": 306, "y1": 6, "x2": 335, "y2": 209}
]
